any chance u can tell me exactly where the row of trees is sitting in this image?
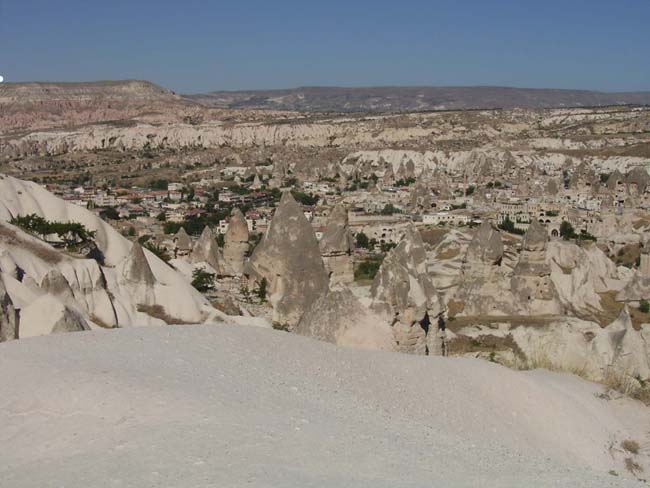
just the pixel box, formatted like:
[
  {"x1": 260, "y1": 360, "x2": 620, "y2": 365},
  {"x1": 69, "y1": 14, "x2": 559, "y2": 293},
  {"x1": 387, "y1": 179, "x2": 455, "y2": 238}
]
[{"x1": 10, "y1": 214, "x2": 96, "y2": 248}]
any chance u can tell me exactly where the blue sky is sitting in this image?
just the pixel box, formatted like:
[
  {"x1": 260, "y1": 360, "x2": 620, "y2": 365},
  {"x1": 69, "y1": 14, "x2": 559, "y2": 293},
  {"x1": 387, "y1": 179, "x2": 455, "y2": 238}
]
[{"x1": 1, "y1": 0, "x2": 649, "y2": 93}]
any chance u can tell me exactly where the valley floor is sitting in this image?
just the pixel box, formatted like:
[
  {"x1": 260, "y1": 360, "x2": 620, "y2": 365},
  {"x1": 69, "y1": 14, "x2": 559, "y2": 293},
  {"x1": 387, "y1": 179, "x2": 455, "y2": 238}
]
[{"x1": 0, "y1": 324, "x2": 647, "y2": 487}]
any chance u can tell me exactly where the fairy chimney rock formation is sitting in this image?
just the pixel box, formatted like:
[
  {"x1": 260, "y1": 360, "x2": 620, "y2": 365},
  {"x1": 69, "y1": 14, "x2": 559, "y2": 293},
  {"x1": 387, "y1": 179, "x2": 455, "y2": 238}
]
[
  {"x1": 190, "y1": 226, "x2": 222, "y2": 273},
  {"x1": 616, "y1": 248, "x2": 650, "y2": 302},
  {"x1": 245, "y1": 191, "x2": 329, "y2": 327},
  {"x1": 223, "y1": 208, "x2": 249, "y2": 275},
  {"x1": 511, "y1": 219, "x2": 561, "y2": 313},
  {"x1": 122, "y1": 243, "x2": 156, "y2": 286},
  {"x1": 466, "y1": 220, "x2": 504, "y2": 266},
  {"x1": 371, "y1": 224, "x2": 442, "y2": 354},
  {"x1": 319, "y1": 204, "x2": 354, "y2": 285},
  {"x1": 174, "y1": 227, "x2": 192, "y2": 255}
]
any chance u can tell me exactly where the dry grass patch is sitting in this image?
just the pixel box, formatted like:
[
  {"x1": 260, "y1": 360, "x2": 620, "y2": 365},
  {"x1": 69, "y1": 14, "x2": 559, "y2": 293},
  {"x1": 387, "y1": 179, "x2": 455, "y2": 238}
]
[
  {"x1": 625, "y1": 458, "x2": 642, "y2": 476},
  {"x1": 621, "y1": 440, "x2": 640, "y2": 455},
  {"x1": 448, "y1": 333, "x2": 525, "y2": 362},
  {"x1": 614, "y1": 243, "x2": 640, "y2": 268},
  {"x1": 435, "y1": 246, "x2": 461, "y2": 260},
  {"x1": 603, "y1": 367, "x2": 650, "y2": 406},
  {"x1": 596, "y1": 292, "x2": 650, "y2": 329},
  {"x1": 596, "y1": 291, "x2": 625, "y2": 326},
  {"x1": 447, "y1": 314, "x2": 558, "y2": 331},
  {"x1": 446, "y1": 299, "x2": 465, "y2": 318},
  {"x1": 90, "y1": 314, "x2": 117, "y2": 329},
  {"x1": 419, "y1": 227, "x2": 450, "y2": 247},
  {"x1": 509, "y1": 348, "x2": 589, "y2": 378},
  {"x1": 137, "y1": 304, "x2": 190, "y2": 325}
]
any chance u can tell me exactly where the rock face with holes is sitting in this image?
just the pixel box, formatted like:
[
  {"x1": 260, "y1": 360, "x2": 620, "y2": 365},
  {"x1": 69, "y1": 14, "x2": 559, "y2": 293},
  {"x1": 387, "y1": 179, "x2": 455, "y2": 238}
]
[
  {"x1": 371, "y1": 224, "x2": 442, "y2": 354},
  {"x1": 246, "y1": 191, "x2": 329, "y2": 327},
  {"x1": 190, "y1": 226, "x2": 222, "y2": 274},
  {"x1": 223, "y1": 208, "x2": 249, "y2": 275},
  {"x1": 319, "y1": 204, "x2": 354, "y2": 285},
  {"x1": 0, "y1": 276, "x2": 18, "y2": 341},
  {"x1": 511, "y1": 219, "x2": 563, "y2": 315}
]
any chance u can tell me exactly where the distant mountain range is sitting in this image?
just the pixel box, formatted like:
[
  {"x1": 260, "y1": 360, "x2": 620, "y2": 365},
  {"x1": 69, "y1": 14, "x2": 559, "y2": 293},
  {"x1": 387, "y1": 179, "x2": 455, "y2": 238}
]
[
  {"x1": 2, "y1": 81, "x2": 650, "y2": 120},
  {"x1": 186, "y1": 86, "x2": 650, "y2": 113}
]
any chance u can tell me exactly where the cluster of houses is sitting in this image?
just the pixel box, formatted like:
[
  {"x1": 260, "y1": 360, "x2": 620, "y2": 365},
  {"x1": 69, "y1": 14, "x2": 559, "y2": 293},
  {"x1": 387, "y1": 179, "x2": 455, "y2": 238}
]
[{"x1": 46, "y1": 156, "x2": 650, "y2": 255}]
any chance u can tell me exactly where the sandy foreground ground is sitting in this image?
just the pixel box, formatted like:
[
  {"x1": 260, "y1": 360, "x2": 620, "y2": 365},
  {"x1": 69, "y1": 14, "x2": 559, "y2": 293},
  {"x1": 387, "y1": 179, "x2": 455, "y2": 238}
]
[{"x1": 0, "y1": 324, "x2": 646, "y2": 487}]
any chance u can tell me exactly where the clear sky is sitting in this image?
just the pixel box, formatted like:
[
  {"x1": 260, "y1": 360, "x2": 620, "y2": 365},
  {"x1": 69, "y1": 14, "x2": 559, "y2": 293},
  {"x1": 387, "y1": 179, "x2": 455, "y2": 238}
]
[{"x1": 1, "y1": 0, "x2": 649, "y2": 93}]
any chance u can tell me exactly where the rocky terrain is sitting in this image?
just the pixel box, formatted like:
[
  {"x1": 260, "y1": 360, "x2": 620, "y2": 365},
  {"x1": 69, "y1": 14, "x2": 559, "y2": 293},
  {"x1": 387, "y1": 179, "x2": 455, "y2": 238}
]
[
  {"x1": 2, "y1": 79, "x2": 650, "y2": 485},
  {"x1": 0, "y1": 174, "x2": 259, "y2": 335},
  {"x1": 188, "y1": 85, "x2": 650, "y2": 112},
  {"x1": 1, "y1": 324, "x2": 648, "y2": 487}
]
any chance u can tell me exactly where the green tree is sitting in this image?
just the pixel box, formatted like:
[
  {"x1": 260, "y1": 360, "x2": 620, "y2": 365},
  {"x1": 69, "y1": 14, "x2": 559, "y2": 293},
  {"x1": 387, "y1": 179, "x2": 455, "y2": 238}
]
[
  {"x1": 355, "y1": 232, "x2": 370, "y2": 249},
  {"x1": 640, "y1": 299, "x2": 649, "y2": 314},
  {"x1": 291, "y1": 191, "x2": 319, "y2": 206},
  {"x1": 148, "y1": 179, "x2": 169, "y2": 190},
  {"x1": 144, "y1": 241, "x2": 171, "y2": 263},
  {"x1": 380, "y1": 242, "x2": 397, "y2": 253},
  {"x1": 354, "y1": 259, "x2": 382, "y2": 281},
  {"x1": 99, "y1": 207, "x2": 120, "y2": 221},
  {"x1": 191, "y1": 268, "x2": 215, "y2": 292},
  {"x1": 380, "y1": 203, "x2": 398, "y2": 215},
  {"x1": 560, "y1": 221, "x2": 575, "y2": 240}
]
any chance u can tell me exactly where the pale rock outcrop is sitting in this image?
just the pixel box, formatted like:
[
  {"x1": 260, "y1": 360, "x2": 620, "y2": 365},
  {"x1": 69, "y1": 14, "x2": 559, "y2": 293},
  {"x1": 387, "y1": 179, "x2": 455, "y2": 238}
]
[
  {"x1": 548, "y1": 241, "x2": 623, "y2": 318},
  {"x1": 18, "y1": 294, "x2": 90, "y2": 338},
  {"x1": 0, "y1": 275, "x2": 19, "y2": 341},
  {"x1": 511, "y1": 220, "x2": 563, "y2": 315},
  {"x1": 40, "y1": 269, "x2": 76, "y2": 305},
  {"x1": 190, "y1": 226, "x2": 222, "y2": 274},
  {"x1": 246, "y1": 192, "x2": 329, "y2": 327},
  {"x1": 509, "y1": 307, "x2": 650, "y2": 382},
  {"x1": 319, "y1": 204, "x2": 354, "y2": 285},
  {"x1": 371, "y1": 225, "x2": 442, "y2": 354},
  {"x1": 121, "y1": 243, "x2": 155, "y2": 286},
  {"x1": 466, "y1": 221, "x2": 503, "y2": 266},
  {"x1": 616, "y1": 249, "x2": 650, "y2": 302},
  {"x1": 0, "y1": 175, "x2": 222, "y2": 331},
  {"x1": 625, "y1": 166, "x2": 650, "y2": 194},
  {"x1": 596, "y1": 306, "x2": 650, "y2": 380},
  {"x1": 56, "y1": 260, "x2": 117, "y2": 326},
  {"x1": 409, "y1": 182, "x2": 432, "y2": 210},
  {"x1": 295, "y1": 288, "x2": 395, "y2": 351},
  {"x1": 174, "y1": 227, "x2": 192, "y2": 256},
  {"x1": 250, "y1": 173, "x2": 263, "y2": 190},
  {"x1": 606, "y1": 170, "x2": 625, "y2": 191},
  {"x1": 453, "y1": 221, "x2": 515, "y2": 316},
  {"x1": 223, "y1": 208, "x2": 249, "y2": 275},
  {"x1": 546, "y1": 178, "x2": 560, "y2": 196}
]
